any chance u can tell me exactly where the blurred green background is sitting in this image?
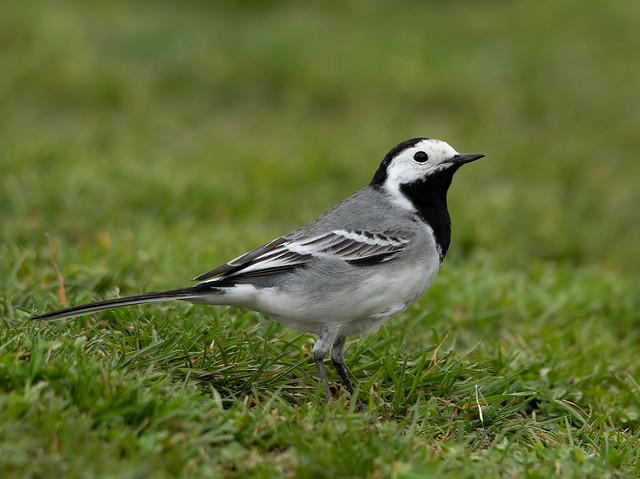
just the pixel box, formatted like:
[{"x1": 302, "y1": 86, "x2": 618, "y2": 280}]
[
  {"x1": 2, "y1": 1, "x2": 640, "y2": 476},
  {"x1": 2, "y1": 0, "x2": 639, "y2": 284}
]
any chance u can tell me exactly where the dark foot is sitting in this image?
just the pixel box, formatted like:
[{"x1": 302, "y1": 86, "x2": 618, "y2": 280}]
[
  {"x1": 351, "y1": 395, "x2": 364, "y2": 412},
  {"x1": 332, "y1": 358, "x2": 364, "y2": 411},
  {"x1": 315, "y1": 353, "x2": 332, "y2": 402}
]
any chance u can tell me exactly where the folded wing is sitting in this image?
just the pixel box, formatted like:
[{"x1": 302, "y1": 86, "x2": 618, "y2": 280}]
[{"x1": 193, "y1": 229, "x2": 409, "y2": 282}]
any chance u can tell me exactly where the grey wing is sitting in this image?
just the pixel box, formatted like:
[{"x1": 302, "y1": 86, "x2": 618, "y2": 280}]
[{"x1": 192, "y1": 229, "x2": 410, "y2": 283}]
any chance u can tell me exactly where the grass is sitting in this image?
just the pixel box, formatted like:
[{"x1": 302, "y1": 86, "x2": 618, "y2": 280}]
[{"x1": 2, "y1": 0, "x2": 640, "y2": 477}]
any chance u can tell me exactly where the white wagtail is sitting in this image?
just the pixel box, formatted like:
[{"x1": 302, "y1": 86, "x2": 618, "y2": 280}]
[{"x1": 32, "y1": 138, "x2": 483, "y2": 405}]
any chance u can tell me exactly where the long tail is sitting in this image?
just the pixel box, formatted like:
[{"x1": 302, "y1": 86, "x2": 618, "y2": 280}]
[{"x1": 31, "y1": 286, "x2": 208, "y2": 322}]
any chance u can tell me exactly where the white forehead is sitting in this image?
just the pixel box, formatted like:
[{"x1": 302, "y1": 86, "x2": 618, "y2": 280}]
[{"x1": 404, "y1": 138, "x2": 457, "y2": 160}]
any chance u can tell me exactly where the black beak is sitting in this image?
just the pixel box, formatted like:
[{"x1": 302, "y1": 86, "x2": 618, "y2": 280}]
[{"x1": 446, "y1": 153, "x2": 485, "y2": 165}]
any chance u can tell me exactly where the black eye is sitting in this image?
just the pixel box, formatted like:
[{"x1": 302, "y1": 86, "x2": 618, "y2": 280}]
[{"x1": 413, "y1": 151, "x2": 428, "y2": 163}]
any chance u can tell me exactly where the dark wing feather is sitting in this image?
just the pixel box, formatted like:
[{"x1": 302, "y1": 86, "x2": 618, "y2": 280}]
[
  {"x1": 193, "y1": 229, "x2": 410, "y2": 283},
  {"x1": 192, "y1": 236, "x2": 288, "y2": 281}
]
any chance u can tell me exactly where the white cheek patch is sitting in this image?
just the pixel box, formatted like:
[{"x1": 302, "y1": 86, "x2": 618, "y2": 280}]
[
  {"x1": 381, "y1": 159, "x2": 434, "y2": 211},
  {"x1": 381, "y1": 160, "x2": 423, "y2": 210},
  {"x1": 388, "y1": 160, "x2": 422, "y2": 184},
  {"x1": 382, "y1": 174, "x2": 416, "y2": 211}
]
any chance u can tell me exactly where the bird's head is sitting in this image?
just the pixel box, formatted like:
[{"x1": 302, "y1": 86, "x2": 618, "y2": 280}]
[
  {"x1": 371, "y1": 138, "x2": 484, "y2": 187},
  {"x1": 370, "y1": 138, "x2": 484, "y2": 210}
]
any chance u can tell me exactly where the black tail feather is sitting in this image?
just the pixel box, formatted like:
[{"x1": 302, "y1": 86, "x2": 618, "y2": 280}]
[{"x1": 31, "y1": 287, "x2": 204, "y2": 322}]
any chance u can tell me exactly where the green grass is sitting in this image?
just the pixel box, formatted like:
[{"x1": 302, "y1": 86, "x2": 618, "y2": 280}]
[{"x1": 2, "y1": 0, "x2": 640, "y2": 477}]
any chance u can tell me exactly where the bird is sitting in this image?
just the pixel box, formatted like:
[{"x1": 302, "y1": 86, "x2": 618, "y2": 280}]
[{"x1": 32, "y1": 138, "x2": 484, "y2": 407}]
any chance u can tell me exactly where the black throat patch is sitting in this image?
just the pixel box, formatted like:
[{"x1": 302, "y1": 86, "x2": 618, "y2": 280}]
[{"x1": 399, "y1": 166, "x2": 459, "y2": 260}]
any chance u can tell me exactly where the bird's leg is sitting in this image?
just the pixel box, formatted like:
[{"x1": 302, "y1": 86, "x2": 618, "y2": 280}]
[
  {"x1": 313, "y1": 327, "x2": 340, "y2": 401},
  {"x1": 331, "y1": 335, "x2": 364, "y2": 411},
  {"x1": 329, "y1": 335, "x2": 354, "y2": 394}
]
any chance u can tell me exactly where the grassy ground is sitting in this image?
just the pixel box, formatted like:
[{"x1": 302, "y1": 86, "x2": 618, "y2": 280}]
[{"x1": 2, "y1": 1, "x2": 640, "y2": 477}]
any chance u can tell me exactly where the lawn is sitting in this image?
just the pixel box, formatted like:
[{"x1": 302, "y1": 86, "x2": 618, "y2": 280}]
[{"x1": 2, "y1": 1, "x2": 640, "y2": 477}]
